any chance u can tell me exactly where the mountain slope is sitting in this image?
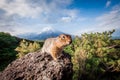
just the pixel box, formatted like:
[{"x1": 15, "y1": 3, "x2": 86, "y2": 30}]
[{"x1": 17, "y1": 27, "x2": 64, "y2": 40}]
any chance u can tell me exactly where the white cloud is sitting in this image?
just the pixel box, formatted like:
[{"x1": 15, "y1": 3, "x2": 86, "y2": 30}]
[
  {"x1": 106, "y1": 1, "x2": 111, "y2": 8},
  {"x1": 96, "y1": 5, "x2": 120, "y2": 30},
  {"x1": 0, "y1": 0, "x2": 76, "y2": 19},
  {"x1": 0, "y1": 0, "x2": 43, "y2": 18},
  {"x1": 0, "y1": 9, "x2": 17, "y2": 34},
  {"x1": 61, "y1": 16, "x2": 72, "y2": 23},
  {"x1": 74, "y1": 4, "x2": 120, "y2": 36},
  {"x1": 0, "y1": 0, "x2": 81, "y2": 35}
]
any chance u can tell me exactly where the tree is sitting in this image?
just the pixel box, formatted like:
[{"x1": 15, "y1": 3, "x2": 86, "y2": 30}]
[
  {"x1": 0, "y1": 32, "x2": 19, "y2": 71},
  {"x1": 15, "y1": 40, "x2": 41, "y2": 58},
  {"x1": 65, "y1": 30, "x2": 120, "y2": 80},
  {"x1": 28, "y1": 41, "x2": 41, "y2": 52}
]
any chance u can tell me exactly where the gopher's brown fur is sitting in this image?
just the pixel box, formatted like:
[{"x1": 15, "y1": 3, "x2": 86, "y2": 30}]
[{"x1": 41, "y1": 34, "x2": 72, "y2": 60}]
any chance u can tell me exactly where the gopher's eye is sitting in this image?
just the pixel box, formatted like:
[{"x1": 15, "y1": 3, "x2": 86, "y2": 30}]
[{"x1": 62, "y1": 36, "x2": 65, "y2": 39}]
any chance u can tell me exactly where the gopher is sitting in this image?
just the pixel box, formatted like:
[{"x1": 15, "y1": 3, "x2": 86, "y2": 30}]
[{"x1": 41, "y1": 34, "x2": 72, "y2": 60}]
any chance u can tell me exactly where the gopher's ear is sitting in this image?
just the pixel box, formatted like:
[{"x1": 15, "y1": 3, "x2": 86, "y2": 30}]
[
  {"x1": 57, "y1": 35, "x2": 61, "y2": 39},
  {"x1": 60, "y1": 34, "x2": 66, "y2": 40},
  {"x1": 58, "y1": 34, "x2": 62, "y2": 40},
  {"x1": 59, "y1": 34, "x2": 64, "y2": 37},
  {"x1": 58, "y1": 34, "x2": 62, "y2": 38}
]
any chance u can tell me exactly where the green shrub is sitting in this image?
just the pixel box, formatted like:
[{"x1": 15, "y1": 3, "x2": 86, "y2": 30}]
[
  {"x1": 0, "y1": 32, "x2": 19, "y2": 71},
  {"x1": 15, "y1": 39, "x2": 41, "y2": 58},
  {"x1": 65, "y1": 30, "x2": 120, "y2": 80}
]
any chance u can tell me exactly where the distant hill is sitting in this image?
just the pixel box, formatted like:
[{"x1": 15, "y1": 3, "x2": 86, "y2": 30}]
[
  {"x1": 17, "y1": 27, "x2": 65, "y2": 40},
  {"x1": 0, "y1": 32, "x2": 42, "y2": 71},
  {"x1": 0, "y1": 32, "x2": 20, "y2": 71},
  {"x1": 17, "y1": 27, "x2": 120, "y2": 40}
]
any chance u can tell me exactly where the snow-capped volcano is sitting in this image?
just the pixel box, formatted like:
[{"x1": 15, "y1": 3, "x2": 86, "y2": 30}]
[
  {"x1": 41, "y1": 27, "x2": 55, "y2": 33},
  {"x1": 17, "y1": 27, "x2": 64, "y2": 40},
  {"x1": 37, "y1": 27, "x2": 58, "y2": 34}
]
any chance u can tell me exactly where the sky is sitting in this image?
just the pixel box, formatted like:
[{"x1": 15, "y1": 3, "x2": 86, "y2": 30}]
[{"x1": 0, "y1": 0, "x2": 120, "y2": 36}]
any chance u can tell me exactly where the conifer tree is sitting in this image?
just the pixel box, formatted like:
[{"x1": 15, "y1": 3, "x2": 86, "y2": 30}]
[
  {"x1": 15, "y1": 39, "x2": 29, "y2": 58},
  {"x1": 15, "y1": 40, "x2": 41, "y2": 58},
  {"x1": 65, "y1": 30, "x2": 120, "y2": 80}
]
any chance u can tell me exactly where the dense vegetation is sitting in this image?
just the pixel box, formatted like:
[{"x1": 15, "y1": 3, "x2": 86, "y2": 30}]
[
  {"x1": 0, "y1": 32, "x2": 43, "y2": 71},
  {"x1": 15, "y1": 39, "x2": 42, "y2": 58},
  {"x1": 0, "y1": 32, "x2": 20, "y2": 71},
  {"x1": 0, "y1": 30, "x2": 120, "y2": 80},
  {"x1": 64, "y1": 30, "x2": 120, "y2": 80}
]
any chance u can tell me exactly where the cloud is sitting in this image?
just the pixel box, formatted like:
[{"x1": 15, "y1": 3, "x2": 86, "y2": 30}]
[
  {"x1": 106, "y1": 1, "x2": 111, "y2": 8},
  {"x1": 0, "y1": 0, "x2": 76, "y2": 19},
  {"x1": 0, "y1": 0, "x2": 81, "y2": 35},
  {"x1": 74, "y1": 4, "x2": 120, "y2": 36},
  {"x1": 0, "y1": 9, "x2": 17, "y2": 34},
  {"x1": 61, "y1": 16, "x2": 72, "y2": 23},
  {"x1": 0, "y1": 0, "x2": 43, "y2": 18},
  {"x1": 96, "y1": 5, "x2": 120, "y2": 30},
  {"x1": 60, "y1": 9, "x2": 80, "y2": 23}
]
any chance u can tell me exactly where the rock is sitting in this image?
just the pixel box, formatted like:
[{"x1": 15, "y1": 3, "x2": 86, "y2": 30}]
[{"x1": 0, "y1": 51, "x2": 73, "y2": 80}]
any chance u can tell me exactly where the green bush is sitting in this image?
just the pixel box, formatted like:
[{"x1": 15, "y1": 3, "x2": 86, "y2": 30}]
[
  {"x1": 64, "y1": 30, "x2": 120, "y2": 80},
  {"x1": 0, "y1": 32, "x2": 43, "y2": 71},
  {"x1": 15, "y1": 39, "x2": 42, "y2": 58},
  {"x1": 0, "y1": 32, "x2": 19, "y2": 71}
]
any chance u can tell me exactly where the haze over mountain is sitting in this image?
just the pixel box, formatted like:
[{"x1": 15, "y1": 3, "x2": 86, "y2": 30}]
[
  {"x1": 17, "y1": 26, "x2": 120, "y2": 40},
  {"x1": 17, "y1": 27, "x2": 65, "y2": 40}
]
